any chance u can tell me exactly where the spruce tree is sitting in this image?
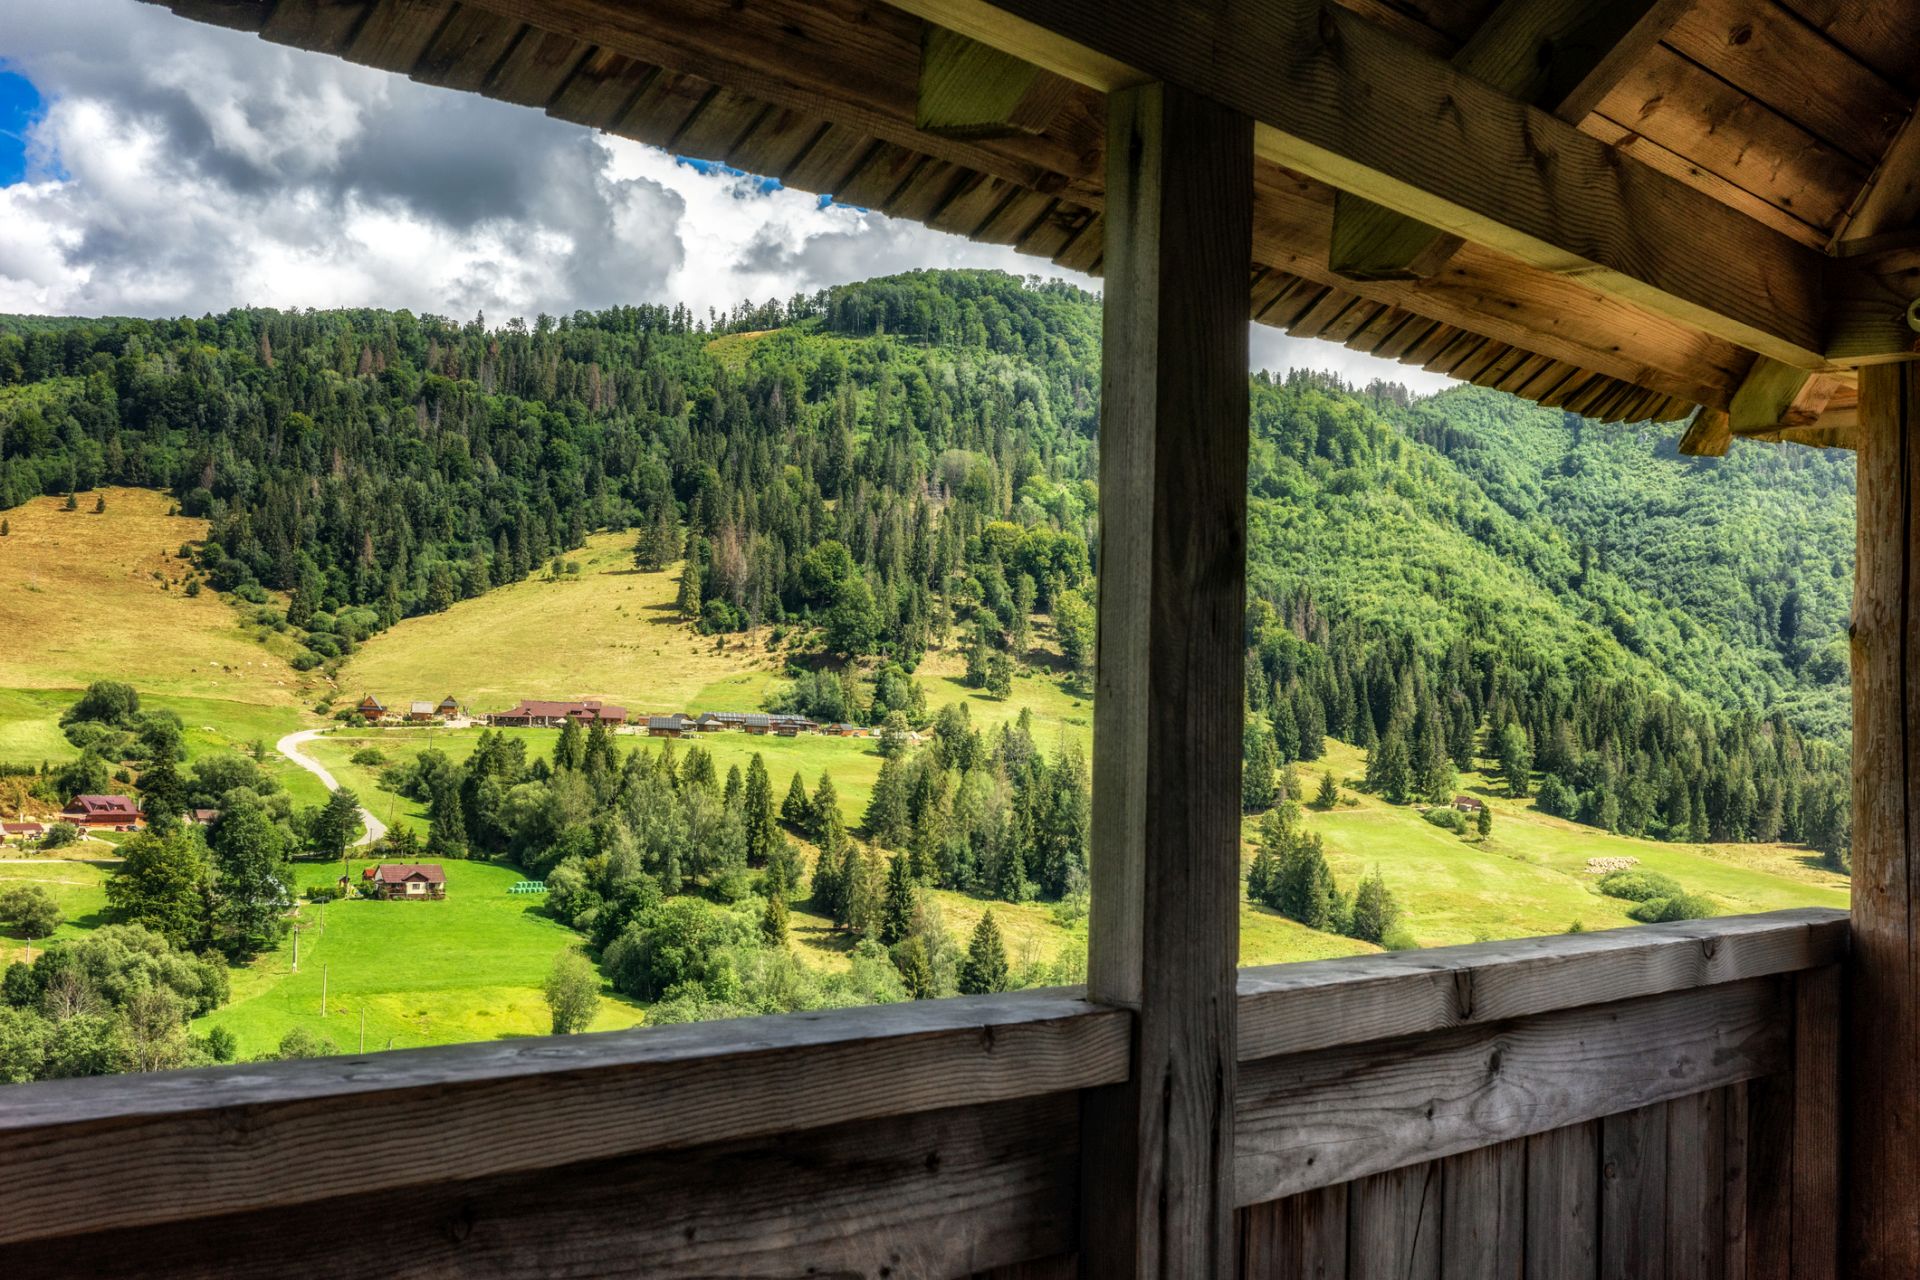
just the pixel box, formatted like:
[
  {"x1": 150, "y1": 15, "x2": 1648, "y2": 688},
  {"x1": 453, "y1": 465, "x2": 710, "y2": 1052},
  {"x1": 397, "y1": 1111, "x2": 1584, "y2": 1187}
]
[
  {"x1": 744, "y1": 754, "x2": 777, "y2": 863},
  {"x1": 1242, "y1": 716, "x2": 1278, "y2": 811},
  {"x1": 1314, "y1": 770, "x2": 1340, "y2": 810},
  {"x1": 1476, "y1": 804, "x2": 1493, "y2": 839},
  {"x1": 958, "y1": 910, "x2": 1010, "y2": 994},
  {"x1": 811, "y1": 772, "x2": 841, "y2": 840},
  {"x1": 429, "y1": 781, "x2": 469, "y2": 858},
  {"x1": 676, "y1": 549, "x2": 703, "y2": 620},
  {"x1": 1347, "y1": 868, "x2": 1402, "y2": 945},
  {"x1": 891, "y1": 936, "x2": 937, "y2": 999},
  {"x1": 781, "y1": 771, "x2": 813, "y2": 830},
  {"x1": 555, "y1": 718, "x2": 585, "y2": 772},
  {"x1": 761, "y1": 889, "x2": 790, "y2": 945},
  {"x1": 881, "y1": 853, "x2": 917, "y2": 945}
]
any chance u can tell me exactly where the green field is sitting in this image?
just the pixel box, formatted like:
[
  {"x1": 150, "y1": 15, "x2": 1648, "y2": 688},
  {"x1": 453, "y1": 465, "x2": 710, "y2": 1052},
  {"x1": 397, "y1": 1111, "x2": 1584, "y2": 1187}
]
[
  {"x1": 0, "y1": 859, "x2": 114, "y2": 962},
  {"x1": 1281, "y1": 741, "x2": 1848, "y2": 951},
  {"x1": 197, "y1": 858, "x2": 647, "y2": 1058}
]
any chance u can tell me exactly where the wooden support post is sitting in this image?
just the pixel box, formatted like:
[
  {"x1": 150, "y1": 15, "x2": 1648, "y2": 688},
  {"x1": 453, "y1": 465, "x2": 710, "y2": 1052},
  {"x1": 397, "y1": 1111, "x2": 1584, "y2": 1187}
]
[
  {"x1": 1849, "y1": 361, "x2": 1920, "y2": 1276},
  {"x1": 1082, "y1": 81, "x2": 1251, "y2": 1278}
]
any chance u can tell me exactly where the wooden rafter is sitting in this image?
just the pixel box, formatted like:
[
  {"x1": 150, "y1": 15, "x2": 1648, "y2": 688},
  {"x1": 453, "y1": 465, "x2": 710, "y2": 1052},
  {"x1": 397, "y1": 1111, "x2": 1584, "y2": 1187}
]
[
  {"x1": 916, "y1": 26, "x2": 1075, "y2": 138},
  {"x1": 1329, "y1": 0, "x2": 1687, "y2": 283},
  {"x1": 892, "y1": 0, "x2": 1905, "y2": 370}
]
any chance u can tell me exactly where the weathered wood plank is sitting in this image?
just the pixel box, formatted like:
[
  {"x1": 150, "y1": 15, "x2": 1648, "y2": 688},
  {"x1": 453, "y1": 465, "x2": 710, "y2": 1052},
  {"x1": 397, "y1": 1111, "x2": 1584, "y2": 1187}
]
[
  {"x1": 1440, "y1": 1140, "x2": 1525, "y2": 1279},
  {"x1": 0, "y1": 1093, "x2": 1081, "y2": 1280},
  {"x1": 1793, "y1": 967, "x2": 1841, "y2": 1279},
  {"x1": 0, "y1": 991, "x2": 1127, "y2": 1247},
  {"x1": 1725, "y1": 1083, "x2": 1750, "y2": 1280},
  {"x1": 1240, "y1": 1184, "x2": 1348, "y2": 1280},
  {"x1": 1743, "y1": 1073, "x2": 1794, "y2": 1280},
  {"x1": 1329, "y1": 0, "x2": 1686, "y2": 282},
  {"x1": 1525, "y1": 1121, "x2": 1600, "y2": 1280},
  {"x1": 896, "y1": 0, "x2": 1843, "y2": 366},
  {"x1": 1235, "y1": 977, "x2": 1791, "y2": 1206},
  {"x1": 1081, "y1": 78, "x2": 1250, "y2": 1279},
  {"x1": 1237, "y1": 909, "x2": 1845, "y2": 1063},
  {"x1": 1665, "y1": 1089, "x2": 1728, "y2": 1277},
  {"x1": 1599, "y1": 1104, "x2": 1668, "y2": 1280},
  {"x1": 1849, "y1": 361, "x2": 1920, "y2": 1279},
  {"x1": 917, "y1": 25, "x2": 1074, "y2": 139},
  {"x1": 1348, "y1": 1162, "x2": 1442, "y2": 1280}
]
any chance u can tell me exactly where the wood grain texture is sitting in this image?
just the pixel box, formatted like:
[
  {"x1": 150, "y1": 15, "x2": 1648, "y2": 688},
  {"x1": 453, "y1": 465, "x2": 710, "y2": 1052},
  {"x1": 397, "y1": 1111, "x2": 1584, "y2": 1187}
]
[
  {"x1": 1236, "y1": 909, "x2": 1845, "y2": 1062},
  {"x1": 1664, "y1": 1089, "x2": 1728, "y2": 1276},
  {"x1": 1793, "y1": 966, "x2": 1841, "y2": 1279},
  {"x1": 1439, "y1": 1140, "x2": 1525, "y2": 1278},
  {"x1": 1082, "y1": 79, "x2": 1250, "y2": 1278},
  {"x1": 1240, "y1": 1184, "x2": 1348, "y2": 1280},
  {"x1": 1600, "y1": 1104, "x2": 1667, "y2": 1279},
  {"x1": 896, "y1": 0, "x2": 1842, "y2": 366},
  {"x1": 1849, "y1": 361, "x2": 1920, "y2": 1278},
  {"x1": 1235, "y1": 977, "x2": 1791, "y2": 1206},
  {"x1": 0, "y1": 990, "x2": 1126, "y2": 1247},
  {"x1": 1525, "y1": 1122, "x2": 1600, "y2": 1279},
  {"x1": 0, "y1": 1093, "x2": 1081, "y2": 1280},
  {"x1": 1347, "y1": 1163, "x2": 1441, "y2": 1280}
]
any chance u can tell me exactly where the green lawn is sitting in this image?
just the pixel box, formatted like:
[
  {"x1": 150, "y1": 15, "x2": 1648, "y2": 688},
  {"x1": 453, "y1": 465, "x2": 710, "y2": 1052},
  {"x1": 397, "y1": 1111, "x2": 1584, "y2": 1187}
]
[
  {"x1": 197, "y1": 858, "x2": 646, "y2": 1059},
  {"x1": 0, "y1": 859, "x2": 115, "y2": 963}
]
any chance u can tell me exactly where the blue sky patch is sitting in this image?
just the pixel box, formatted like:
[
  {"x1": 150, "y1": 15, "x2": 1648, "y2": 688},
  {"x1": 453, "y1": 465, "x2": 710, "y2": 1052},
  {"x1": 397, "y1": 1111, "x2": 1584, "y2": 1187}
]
[
  {"x1": 0, "y1": 67, "x2": 44, "y2": 185},
  {"x1": 676, "y1": 155, "x2": 782, "y2": 196}
]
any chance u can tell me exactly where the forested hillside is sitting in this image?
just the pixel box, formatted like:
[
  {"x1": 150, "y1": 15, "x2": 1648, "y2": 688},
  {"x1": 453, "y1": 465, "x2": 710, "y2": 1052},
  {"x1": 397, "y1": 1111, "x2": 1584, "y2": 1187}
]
[{"x1": 0, "y1": 270, "x2": 1854, "y2": 870}]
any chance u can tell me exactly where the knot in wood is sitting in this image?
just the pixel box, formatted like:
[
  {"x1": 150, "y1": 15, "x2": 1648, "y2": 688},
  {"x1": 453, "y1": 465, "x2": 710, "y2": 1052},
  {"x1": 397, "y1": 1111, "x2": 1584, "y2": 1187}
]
[{"x1": 1451, "y1": 968, "x2": 1476, "y2": 1020}]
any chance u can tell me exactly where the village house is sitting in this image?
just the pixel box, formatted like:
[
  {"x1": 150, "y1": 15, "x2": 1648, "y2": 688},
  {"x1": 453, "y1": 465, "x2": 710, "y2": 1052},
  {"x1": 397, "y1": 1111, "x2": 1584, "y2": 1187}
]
[
  {"x1": 186, "y1": 809, "x2": 220, "y2": 826},
  {"x1": 487, "y1": 699, "x2": 629, "y2": 728},
  {"x1": 695, "y1": 712, "x2": 732, "y2": 732},
  {"x1": 354, "y1": 694, "x2": 387, "y2": 721},
  {"x1": 1453, "y1": 795, "x2": 1486, "y2": 814},
  {"x1": 59, "y1": 794, "x2": 143, "y2": 831},
  {"x1": 1, "y1": 821, "x2": 45, "y2": 844},
  {"x1": 770, "y1": 714, "x2": 816, "y2": 737},
  {"x1": 436, "y1": 695, "x2": 461, "y2": 718},
  {"x1": 742, "y1": 713, "x2": 772, "y2": 735},
  {"x1": 406, "y1": 701, "x2": 437, "y2": 722},
  {"x1": 364, "y1": 863, "x2": 447, "y2": 900},
  {"x1": 647, "y1": 714, "x2": 694, "y2": 738}
]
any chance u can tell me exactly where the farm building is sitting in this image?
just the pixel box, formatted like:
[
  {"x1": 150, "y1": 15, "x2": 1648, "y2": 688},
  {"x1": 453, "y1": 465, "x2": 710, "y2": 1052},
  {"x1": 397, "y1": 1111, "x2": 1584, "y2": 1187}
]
[
  {"x1": 1453, "y1": 795, "x2": 1486, "y2": 813},
  {"x1": 695, "y1": 712, "x2": 735, "y2": 732},
  {"x1": 18, "y1": 0, "x2": 1916, "y2": 1277},
  {"x1": 186, "y1": 809, "x2": 219, "y2": 826},
  {"x1": 1, "y1": 821, "x2": 45, "y2": 843},
  {"x1": 59, "y1": 794, "x2": 142, "y2": 831},
  {"x1": 354, "y1": 694, "x2": 387, "y2": 720},
  {"x1": 436, "y1": 695, "x2": 461, "y2": 718},
  {"x1": 488, "y1": 699, "x2": 629, "y2": 727},
  {"x1": 368, "y1": 864, "x2": 447, "y2": 901},
  {"x1": 647, "y1": 714, "x2": 694, "y2": 738},
  {"x1": 406, "y1": 701, "x2": 437, "y2": 722}
]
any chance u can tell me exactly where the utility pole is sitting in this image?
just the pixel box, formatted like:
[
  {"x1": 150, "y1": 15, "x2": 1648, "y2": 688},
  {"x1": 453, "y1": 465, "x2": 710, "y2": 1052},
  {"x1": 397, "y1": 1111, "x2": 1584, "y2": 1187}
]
[
  {"x1": 321, "y1": 963, "x2": 328, "y2": 1017},
  {"x1": 291, "y1": 925, "x2": 299, "y2": 973}
]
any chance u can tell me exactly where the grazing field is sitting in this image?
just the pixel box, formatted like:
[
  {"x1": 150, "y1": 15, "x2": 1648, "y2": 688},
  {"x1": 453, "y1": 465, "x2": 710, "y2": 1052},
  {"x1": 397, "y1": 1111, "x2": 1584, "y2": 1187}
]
[
  {"x1": 337, "y1": 533, "x2": 790, "y2": 718},
  {"x1": 1288, "y1": 741, "x2": 1849, "y2": 950},
  {"x1": 0, "y1": 859, "x2": 114, "y2": 960},
  {"x1": 197, "y1": 858, "x2": 646, "y2": 1058},
  {"x1": 0, "y1": 488, "x2": 320, "y2": 797}
]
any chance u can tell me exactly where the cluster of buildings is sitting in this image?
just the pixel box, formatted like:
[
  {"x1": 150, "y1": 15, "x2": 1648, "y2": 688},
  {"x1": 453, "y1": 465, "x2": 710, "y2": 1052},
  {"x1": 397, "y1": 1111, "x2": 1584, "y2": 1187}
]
[
  {"x1": 353, "y1": 694, "x2": 465, "y2": 724},
  {"x1": 350, "y1": 694, "x2": 874, "y2": 742}
]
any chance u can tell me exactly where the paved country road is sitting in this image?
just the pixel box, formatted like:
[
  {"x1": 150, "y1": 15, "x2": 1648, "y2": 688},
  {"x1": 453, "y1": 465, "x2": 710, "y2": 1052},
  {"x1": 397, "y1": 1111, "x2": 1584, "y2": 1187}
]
[{"x1": 275, "y1": 729, "x2": 387, "y2": 847}]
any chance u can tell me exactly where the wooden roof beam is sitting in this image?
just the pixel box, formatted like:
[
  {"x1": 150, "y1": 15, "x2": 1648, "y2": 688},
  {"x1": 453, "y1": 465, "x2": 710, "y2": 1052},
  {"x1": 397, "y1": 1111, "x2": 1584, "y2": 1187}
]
[
  {"x1": 889, "y1": 0, "x2": 1895, "y2": 370},
  {"x1": 917, "y1": 26, "x2": 1076, "y2": 139},
  {"x1": 1329, "y1": 0, "x2": 1687, "y2": 283}
]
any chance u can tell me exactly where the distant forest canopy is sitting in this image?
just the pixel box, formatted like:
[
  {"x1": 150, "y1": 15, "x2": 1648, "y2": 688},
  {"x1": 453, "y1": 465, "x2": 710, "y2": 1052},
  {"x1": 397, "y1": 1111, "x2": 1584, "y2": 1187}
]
[{"x1": 0, "y1": 269, "x2": 1854, "y2": 860}]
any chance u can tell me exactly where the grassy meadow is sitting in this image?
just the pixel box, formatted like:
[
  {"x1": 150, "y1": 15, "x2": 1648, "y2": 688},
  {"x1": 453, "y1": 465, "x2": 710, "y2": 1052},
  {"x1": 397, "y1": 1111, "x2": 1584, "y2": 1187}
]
[
  {"x1": 0, "y1": 485, "x2": 1852, "y2": 1060},
  {"x1": 196, "y1": 857, "x2": 646, "y2": 1058}
]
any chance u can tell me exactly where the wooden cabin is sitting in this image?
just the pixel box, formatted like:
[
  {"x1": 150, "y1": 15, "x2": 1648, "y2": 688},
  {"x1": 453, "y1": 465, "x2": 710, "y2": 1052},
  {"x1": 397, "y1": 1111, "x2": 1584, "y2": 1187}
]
[
  {"x1": 647, "y1": 714, "x2": 694, "y2": 738},
  {"x1": 353, "y1": 694, "x2": 386, "y2": 721},
  {"x1": 58, "y1": 794, "x2": 142, "y2": 831},
  {"x1": 8, "y1": 1, "x2": 1916, "y2": 1277},
  {"x1": 488, "y1": 699, "x2": 627, "y2": 727},
  {"x1": 406, "y1": 701, "x2": 437, "y2": 722},
  {"x1": 436, "y1": 695, "x2": 461, "y2": 718}
]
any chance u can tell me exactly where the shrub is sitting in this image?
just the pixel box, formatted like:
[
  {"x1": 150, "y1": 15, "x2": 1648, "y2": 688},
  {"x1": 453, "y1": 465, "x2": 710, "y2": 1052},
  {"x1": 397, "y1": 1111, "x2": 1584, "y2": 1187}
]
[
  {"x1": 1423, "y1": 806, "x2": 1468, "y2": 833},
  {"x1": 1596, "y1": 870, "x2": 1684, "y2": 903},
  {"x1": 39, "y1": 822, "x2": 80, "y2": 850},
  {"x1": 350, "y1": 747, "x2": 387, "y2": 767},
  {"x1": 1627, "y1": 893, "x2": 1716, "y2": 924}
]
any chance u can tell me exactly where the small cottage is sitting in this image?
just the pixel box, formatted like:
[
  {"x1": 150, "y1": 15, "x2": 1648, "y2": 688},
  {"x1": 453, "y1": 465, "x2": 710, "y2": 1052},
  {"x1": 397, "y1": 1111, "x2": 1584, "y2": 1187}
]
[
  {"x1": 648, "y1": 714, "x2": 694, "y2": 738},
  {"x1": 356, "y1": 694, "x2": 388, "y2": 721},
  {"x1": 1453, "y1": 795, "x2": 1486, "y2": 813},
  {"x1": 437, "y1": 695, "x2": 461, "y2": 718},
  {"x1": 371, "y1": 864, "x2": 447, "y2": 900}
]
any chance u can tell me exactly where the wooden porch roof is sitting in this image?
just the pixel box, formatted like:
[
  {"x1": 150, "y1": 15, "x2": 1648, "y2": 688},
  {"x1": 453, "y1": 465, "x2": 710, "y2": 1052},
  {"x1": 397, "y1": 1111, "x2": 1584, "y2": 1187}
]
[{"x1": 148, "y1": 0, "x2": 1919, "y2": 449}]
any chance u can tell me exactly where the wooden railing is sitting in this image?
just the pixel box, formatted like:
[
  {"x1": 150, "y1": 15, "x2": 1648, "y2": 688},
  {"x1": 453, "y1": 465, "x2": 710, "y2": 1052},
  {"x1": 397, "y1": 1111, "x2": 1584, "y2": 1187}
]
[{"x1": 0, "y1": 909, "x2": 1844, "y2": 1278}]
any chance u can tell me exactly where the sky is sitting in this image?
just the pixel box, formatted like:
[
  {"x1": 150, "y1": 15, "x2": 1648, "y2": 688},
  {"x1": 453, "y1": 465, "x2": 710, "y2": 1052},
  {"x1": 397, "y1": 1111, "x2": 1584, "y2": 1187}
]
[{"x1": 0, "y1": 0, "x2": 1450, "y2": 392}]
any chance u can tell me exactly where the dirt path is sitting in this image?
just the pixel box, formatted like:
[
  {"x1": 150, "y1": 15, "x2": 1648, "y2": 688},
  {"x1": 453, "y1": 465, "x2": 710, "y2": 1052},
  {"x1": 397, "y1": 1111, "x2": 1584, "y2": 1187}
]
[{"x1": 275, "y1": 730, "x2": 387, "y2": 846}]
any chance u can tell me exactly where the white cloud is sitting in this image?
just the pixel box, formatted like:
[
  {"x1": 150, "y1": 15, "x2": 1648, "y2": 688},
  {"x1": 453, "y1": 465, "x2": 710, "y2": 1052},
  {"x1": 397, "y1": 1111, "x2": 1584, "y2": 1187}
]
[{"x1": 0, "y1": 0, "x2": 1452, "y2": 395}]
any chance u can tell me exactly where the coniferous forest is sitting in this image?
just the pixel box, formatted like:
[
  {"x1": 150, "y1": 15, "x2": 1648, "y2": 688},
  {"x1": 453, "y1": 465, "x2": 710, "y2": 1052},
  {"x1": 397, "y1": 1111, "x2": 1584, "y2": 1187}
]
[{"x1": 0, "y1": 266, "x2": 1854, "y2": 879}]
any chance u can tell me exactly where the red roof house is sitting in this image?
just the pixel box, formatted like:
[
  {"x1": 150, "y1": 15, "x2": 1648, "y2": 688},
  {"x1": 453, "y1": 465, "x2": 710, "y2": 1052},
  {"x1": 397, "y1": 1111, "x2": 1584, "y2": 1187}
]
[
  {"x1": 60, "y1": 794, "x2": 143, "y2": 830},
  {"x1": 371, "y1": 863, "x2": 447, "y2": 900}
]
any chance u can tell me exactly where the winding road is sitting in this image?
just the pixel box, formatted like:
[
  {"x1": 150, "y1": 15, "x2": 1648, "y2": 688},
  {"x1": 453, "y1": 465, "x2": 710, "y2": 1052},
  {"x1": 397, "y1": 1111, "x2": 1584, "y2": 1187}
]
[{"x1": 275, "y1": 729, "x2": 387, "y2": 847}]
